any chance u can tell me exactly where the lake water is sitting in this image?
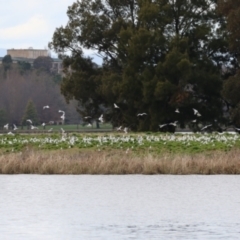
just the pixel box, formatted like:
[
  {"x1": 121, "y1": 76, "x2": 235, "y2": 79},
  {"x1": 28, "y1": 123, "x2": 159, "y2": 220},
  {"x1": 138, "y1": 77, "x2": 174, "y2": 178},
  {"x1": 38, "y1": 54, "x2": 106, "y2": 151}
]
[{"x1": 1, "y1": 175, "x2": 240, "y2": 239}]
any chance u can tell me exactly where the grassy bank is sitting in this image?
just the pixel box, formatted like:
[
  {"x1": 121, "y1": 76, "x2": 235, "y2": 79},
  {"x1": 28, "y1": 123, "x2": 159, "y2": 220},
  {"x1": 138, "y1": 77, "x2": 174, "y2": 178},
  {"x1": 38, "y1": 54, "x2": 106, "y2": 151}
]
[
  {"x1": 1, "y1": 148, "x2": 240, "y2": 174},
  {"x1": 0, "y1": 132, "x2": 240, "y2": 174}
]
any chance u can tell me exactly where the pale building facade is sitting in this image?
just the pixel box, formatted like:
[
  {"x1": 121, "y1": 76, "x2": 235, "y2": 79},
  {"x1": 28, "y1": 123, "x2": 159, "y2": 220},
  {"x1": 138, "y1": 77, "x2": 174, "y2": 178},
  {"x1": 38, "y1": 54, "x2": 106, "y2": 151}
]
[
  {"x1": 2, "y1": 48, "x2": 62, "y2": 74},
  {"x1": 7, "y1": 49, "x2": 49, "y2": 59}
]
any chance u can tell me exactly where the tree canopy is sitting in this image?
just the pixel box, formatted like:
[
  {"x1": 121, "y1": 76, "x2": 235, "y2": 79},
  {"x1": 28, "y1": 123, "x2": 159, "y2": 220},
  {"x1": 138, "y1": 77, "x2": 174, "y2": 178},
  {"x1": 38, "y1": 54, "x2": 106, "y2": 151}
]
[
  {"x1": 49, "y1": 0, "x2": 239, "y2": 131},
  {"x1": 21, "y1": 100, "x2": 40, "y2": 126},
  {"x1": 33, "y1": 56, "x2": 53, "y2": 73},
  {"x1": 2, "y1": 54, "x2": 13, "y2": 71}
]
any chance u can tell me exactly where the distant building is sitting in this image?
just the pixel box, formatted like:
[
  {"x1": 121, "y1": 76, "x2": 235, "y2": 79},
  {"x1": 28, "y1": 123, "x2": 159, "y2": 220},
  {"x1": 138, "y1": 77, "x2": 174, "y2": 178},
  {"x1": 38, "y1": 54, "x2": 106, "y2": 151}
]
[
  {"x1": 7, "y1": 48, "x2": 48, "y2": 59},
  {"x1": 0, "y1": 48, "x2": 62, "y2": 74}
]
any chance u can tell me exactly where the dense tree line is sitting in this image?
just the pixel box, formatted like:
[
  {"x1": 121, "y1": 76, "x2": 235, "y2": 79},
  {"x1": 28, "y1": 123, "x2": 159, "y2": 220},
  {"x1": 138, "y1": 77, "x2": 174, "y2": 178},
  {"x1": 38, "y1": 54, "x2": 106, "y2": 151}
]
[
  {"x1": 0, "y1": 62, "x2": 80, "y2": 128},
  {"x1": 49, "y1": 0, "x2": 240, "y2": 131}
]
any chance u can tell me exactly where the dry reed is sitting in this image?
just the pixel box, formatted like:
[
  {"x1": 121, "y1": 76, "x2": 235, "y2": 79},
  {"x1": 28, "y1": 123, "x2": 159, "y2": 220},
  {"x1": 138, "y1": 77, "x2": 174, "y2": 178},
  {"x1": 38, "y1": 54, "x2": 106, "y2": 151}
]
[{"x1": 0, "y1": 148, "x2": 240, "y2": 174}]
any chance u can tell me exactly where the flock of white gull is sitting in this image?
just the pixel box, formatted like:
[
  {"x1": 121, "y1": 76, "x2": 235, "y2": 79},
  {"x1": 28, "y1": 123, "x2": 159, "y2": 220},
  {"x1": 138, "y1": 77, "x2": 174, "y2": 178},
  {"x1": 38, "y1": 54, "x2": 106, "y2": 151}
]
[{"x1": 1, "y1": 103, "x2": 239, "y2": 135}]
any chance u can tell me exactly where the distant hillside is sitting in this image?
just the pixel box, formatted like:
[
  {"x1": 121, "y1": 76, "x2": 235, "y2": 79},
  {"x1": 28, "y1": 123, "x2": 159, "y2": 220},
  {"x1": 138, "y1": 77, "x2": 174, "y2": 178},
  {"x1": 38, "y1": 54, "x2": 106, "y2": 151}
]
[{"x1": 0, "y1": 49, "x2": 7, "y2": 57}]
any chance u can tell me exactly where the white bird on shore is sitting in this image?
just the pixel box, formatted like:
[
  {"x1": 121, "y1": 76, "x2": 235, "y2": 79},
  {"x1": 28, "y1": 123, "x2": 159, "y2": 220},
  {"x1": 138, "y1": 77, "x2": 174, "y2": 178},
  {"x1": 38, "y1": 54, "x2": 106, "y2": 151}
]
[
  {"x1": 43, "y1": 105, "x2": 50, "y2": 109},
  {"x1": 48, "y1": 128, "x2": 53, "y2": 132},
  {"x1": 42, "y1": 122, "x2": 46, "y2": 127},
  {"x1": 30, "y1": 125, "x2": 38, "y2": 130},
  {"x1": 7, "y1": 131, "x2": 14, "y2": 135},
  {"x1": 86, "y1": 123, "x2": 92, "y2": 127},
  {"x1": 123, "y1": 127, "x2": 128, "y2": 133},
  {"x1": 193, "y1": 108, "x2": 201, "y2": 117}
]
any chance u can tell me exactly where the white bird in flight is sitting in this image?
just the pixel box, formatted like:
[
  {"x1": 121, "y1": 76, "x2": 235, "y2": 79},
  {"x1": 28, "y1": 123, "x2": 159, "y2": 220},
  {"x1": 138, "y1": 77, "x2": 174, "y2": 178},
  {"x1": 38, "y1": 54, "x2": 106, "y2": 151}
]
[
  {"x1": 175, "y1": 108, "x2": 180, "y2": 113},
  {"x1": 116, "y1": 126, "x2": 122, "y2": 131},
  {"x1": 193, "y1": 108, "x2": 201, "y2": 117},
  {"x1": 159, "y1": 124, "x2": 168, "y2": 128},
  {"x1": 59, "y1": 110, "x2": 65, "y2": 120},
  {"x1": 60, "y1": 114, "x2": 65, "y2": 121},
  {"x1": 98, "y1": 114, "x2": 104, "y2": 123},
  {"x1": 123, "y1": 127, "x2": 128, "y2": 133},
  {"x1": 201, "y1": 124, "x2": 212, "y2": 131},
  {"x1": 26, "y1": 119, "x2": 32, "y2": 124},
  {"x1": 43, "y1": 105, "x2": 50, "y2": 109},
  {"x1": 114, "y1": 103, "x2": 119, "y2": 109},
  {"x1": 4, "y1": 123, "x2": 9, "y2": 130},
  {"x1": 13, "y1": 124, "x2": 18, "y2": 131},
  {"x1": 137, "y1": 113, "x2": 147, "y2": 117},
  {"x1": 59, "y1": 110, "x2": 65, "y2": 115},
  {"x1": 169, "y1": 121, "x2": 178, "y2": 127}
]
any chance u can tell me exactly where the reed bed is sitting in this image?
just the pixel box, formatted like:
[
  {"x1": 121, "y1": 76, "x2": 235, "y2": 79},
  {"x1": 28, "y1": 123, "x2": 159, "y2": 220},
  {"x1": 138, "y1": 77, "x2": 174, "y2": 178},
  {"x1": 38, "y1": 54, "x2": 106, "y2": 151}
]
[{"x1": 0, "y1": 148, "x2": 240, "y2": 174}]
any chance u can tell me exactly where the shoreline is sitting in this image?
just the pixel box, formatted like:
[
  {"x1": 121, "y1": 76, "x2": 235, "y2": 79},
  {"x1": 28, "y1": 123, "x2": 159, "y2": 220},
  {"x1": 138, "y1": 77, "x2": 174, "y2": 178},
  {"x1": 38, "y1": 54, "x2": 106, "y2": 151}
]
[{"x1": 0, "y1": 148, "x2": 240, "y2": 174}]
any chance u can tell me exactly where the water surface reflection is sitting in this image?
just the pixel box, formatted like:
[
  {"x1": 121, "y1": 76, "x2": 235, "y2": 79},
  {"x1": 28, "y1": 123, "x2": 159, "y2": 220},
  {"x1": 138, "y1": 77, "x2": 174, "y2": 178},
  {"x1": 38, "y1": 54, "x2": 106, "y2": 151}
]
[{"x1": 1, "y1": 175, "x2": 240, "y2": 239}]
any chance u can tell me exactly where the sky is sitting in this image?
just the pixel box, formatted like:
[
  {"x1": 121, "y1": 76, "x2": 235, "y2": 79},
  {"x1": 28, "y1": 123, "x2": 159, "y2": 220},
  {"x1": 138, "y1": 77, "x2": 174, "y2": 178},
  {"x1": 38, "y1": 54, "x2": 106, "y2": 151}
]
[{"x1": 0, "y1": 0, "x2": 102, "y2": 64}]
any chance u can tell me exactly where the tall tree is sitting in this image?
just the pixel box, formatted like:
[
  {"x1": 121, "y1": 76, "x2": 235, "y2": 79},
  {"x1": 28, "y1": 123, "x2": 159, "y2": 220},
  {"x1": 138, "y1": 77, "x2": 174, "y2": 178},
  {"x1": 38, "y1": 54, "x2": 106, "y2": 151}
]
[
  {"x1": 33, "y1": 56, "x2": 53, "y2": 73},
  {"x1": 2, "y1": 54, "x2": 12, "y2": 72},
  {"x1": 21, "y1": 100, "x2": 40, "y2": 126},
  {"x1": 49, "y1": 0, "x2": 229, "y2": 131},
  {"x1": 218, "y1": 0, "x2": 240, "y2": 56},
  {"x1": 0, "y1": 109, "x2": 7, "y2": 129}
]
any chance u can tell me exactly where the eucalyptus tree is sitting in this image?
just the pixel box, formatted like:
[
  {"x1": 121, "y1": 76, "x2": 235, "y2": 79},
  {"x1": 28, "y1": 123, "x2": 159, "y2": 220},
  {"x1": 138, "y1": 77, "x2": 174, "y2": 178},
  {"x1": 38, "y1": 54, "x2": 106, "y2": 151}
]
[
  {"x1": 49, "y1": 0, "x2": 228, "y2": 131},
  {"x1": 218, "y1": 0, "x2": 240, "y2": 126}
]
